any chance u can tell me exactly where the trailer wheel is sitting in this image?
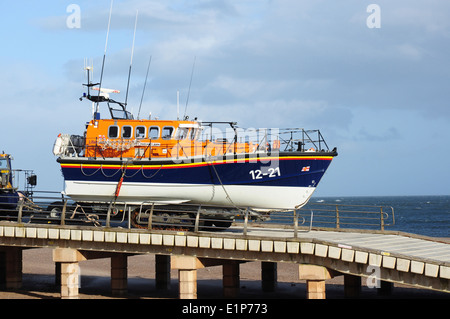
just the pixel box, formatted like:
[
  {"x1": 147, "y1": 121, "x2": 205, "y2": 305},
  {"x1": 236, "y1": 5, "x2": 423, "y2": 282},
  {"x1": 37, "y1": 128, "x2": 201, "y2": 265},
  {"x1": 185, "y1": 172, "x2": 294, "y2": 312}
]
[
  {"x1": 213, "y1": 220, "x2": 232, "y2": 229},
  {"x1": 47, "y1": 201, "x2": 64, "y2": 218}
]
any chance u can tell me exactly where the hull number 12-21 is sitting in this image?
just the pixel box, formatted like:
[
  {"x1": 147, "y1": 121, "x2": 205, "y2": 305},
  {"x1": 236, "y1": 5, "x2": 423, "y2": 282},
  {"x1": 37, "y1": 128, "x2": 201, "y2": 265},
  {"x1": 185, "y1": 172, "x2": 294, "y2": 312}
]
[{"x1": 249, "y1": 167, "x2": 281, "y2": 180}]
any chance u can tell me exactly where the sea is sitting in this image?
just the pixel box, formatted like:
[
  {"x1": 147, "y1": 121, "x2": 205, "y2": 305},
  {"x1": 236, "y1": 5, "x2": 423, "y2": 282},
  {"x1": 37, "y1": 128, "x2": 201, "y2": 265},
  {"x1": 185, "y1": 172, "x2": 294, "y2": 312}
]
[{"x1": 305, "y1": 195, "x2": 450, "y2": 238}]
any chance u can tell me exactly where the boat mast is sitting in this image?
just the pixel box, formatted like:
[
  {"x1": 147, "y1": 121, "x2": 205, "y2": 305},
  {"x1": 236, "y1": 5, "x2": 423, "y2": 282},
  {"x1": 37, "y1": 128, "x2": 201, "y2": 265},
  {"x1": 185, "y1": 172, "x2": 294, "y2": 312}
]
[
  {"x1": 95, "y1": 0, "x2": 114, "y2": 119},
  {"x1": 124, "y1": 10, "x2": 138, "y2": 109},
  {"x1": 183, "y1": 56, "x2": 196, "y2": 120},
  {"x1": 137, "y1": 55, "x2": 152, "y2": 120}
]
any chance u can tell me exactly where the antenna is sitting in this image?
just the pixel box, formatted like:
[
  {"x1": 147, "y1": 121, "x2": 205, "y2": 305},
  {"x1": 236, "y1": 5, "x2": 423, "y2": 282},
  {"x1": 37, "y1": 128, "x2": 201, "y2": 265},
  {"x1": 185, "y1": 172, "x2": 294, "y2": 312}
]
[
  {"x1": 177, "y1": 90, "x2": 180, "y2": 120},
  {"x1": 96, "y1": 0, "x2": 114, "y2": 115},
  {"x1": 83, "y1": 58, "x2": 96, "y2": 116},
  {"x1": 137, "y1": 55, "x2": 152, "y2": 120},
  {"x1": 83, "y1": 58, "x2": 94, "y2": 96},
  {"x1": 124, "y1": 10, "x2": 138, "y2": 108},
  {"x1": 183, "y1": 56, "x2": 196, "y2": 120}
]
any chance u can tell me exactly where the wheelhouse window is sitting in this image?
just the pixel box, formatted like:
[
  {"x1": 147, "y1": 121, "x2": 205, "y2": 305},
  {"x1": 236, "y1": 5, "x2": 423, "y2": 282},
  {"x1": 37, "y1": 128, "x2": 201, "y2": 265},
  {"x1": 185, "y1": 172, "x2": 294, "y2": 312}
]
[
  {"x1": 122, "y1": 126, "x2": 133, "y2": 139},
  {"x1": 175, "y1": 127, "x2": 189, "y2": 140},
  {"x1": 0, "y1": 158, "x2": 8, "y2": 169},
  {"x1": 149, "y1": 126, "x2": 160, "y2": 140},
  {"x1": 135, "y1": 126, "x2": 146, "y2": 139},
  {"x1": 108, "y1": 125, "x2": 119, "y2": 139},
  {"x1": 190, "y1": 128, "x2": 198, "y2": 140},
  {"x1": 162, "y1": 126, "x2": 174, "y2": 140}
]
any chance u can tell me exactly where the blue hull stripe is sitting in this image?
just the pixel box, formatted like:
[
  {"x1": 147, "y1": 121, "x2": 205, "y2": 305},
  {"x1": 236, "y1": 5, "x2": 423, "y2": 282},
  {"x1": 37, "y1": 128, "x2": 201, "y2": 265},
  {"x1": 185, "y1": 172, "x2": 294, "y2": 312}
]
[{"x1": 59, "y1": 156, "x2": 334, "y2": 188}]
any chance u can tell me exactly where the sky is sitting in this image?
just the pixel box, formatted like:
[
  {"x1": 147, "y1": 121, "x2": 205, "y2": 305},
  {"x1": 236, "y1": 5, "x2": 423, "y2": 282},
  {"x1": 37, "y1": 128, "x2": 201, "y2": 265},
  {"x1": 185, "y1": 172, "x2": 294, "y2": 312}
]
[{"x1": 0, "y1": 0, "x2": 449, "y2": 197}]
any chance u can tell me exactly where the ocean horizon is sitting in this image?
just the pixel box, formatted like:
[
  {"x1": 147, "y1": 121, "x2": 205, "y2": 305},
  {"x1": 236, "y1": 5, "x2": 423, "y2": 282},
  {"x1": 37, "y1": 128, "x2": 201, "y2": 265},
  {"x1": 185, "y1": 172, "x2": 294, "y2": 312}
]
[
  {"x1": 306, "y1": 195, "x2": 449, "y2": 238},
  {"x1": 28, "y1": 189, "x2": 450, "y2": 239}
]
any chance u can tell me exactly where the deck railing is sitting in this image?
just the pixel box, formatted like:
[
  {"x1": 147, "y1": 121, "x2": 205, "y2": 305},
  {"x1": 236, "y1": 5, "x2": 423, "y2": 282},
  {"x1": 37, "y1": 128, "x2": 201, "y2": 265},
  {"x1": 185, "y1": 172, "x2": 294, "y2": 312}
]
[
  {"x1": 299, "y1": 202, "x2": 395, "y2": 231},
  {"x1": 66, "y1": 127, "x2": 334, "y2": 160},
  {"x1": 0, "y1": 192, "x2": 395, "y2": 238}
]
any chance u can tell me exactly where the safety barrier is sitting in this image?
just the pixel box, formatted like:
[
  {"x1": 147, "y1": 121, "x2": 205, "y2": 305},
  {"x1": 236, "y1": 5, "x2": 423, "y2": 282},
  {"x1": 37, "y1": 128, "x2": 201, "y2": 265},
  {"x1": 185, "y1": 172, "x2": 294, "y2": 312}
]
[{"x1": 0, "y1": 192, "x2": 395, "y2": 236}]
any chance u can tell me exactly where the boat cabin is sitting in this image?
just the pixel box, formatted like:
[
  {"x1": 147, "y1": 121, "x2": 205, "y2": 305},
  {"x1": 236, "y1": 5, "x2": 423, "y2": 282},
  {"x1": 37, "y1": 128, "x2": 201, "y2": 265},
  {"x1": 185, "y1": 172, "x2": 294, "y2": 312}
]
[{"x1": 84, "y1": 119, "x2": 260, "y2": 159}]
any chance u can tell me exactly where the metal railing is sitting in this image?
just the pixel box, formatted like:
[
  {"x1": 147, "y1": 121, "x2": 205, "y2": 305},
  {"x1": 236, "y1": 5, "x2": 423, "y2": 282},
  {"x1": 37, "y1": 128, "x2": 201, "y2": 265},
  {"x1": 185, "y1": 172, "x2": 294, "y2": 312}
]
[
  {"x1": 300, "y1": 202, "x2": 395, "y2": 231},
  {"x1": 74, "y1": 126, "x2": 336, "y2": 161},
  {"x1": 0, "y1": 192, "x2": 395, "y2": 238}
]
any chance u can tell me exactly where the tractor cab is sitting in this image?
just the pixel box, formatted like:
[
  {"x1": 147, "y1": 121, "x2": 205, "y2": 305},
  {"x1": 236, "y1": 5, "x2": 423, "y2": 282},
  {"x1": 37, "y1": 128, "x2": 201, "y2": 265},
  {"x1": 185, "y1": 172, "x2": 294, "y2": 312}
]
[
  {"x1": 0, "y1": 153, "x2": 37, "y2": 210},
  {"x1": 0, "y1": 154, "x2": 14, "y2": 191}
]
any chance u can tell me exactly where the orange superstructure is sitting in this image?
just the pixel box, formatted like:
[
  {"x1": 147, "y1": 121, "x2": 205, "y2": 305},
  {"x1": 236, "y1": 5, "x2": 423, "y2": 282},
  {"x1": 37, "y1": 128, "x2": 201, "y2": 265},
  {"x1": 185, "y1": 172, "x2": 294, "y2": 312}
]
[{"x1": 83, "y1": 118, "x2": 262, "y2": 160}]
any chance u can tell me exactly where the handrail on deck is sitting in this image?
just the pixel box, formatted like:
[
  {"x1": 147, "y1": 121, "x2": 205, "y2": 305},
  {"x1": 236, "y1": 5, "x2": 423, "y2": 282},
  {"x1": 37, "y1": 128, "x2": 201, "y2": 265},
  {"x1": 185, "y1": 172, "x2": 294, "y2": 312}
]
[{"x1": 299, "y1": 203, "x2": 395, "y2": 231}]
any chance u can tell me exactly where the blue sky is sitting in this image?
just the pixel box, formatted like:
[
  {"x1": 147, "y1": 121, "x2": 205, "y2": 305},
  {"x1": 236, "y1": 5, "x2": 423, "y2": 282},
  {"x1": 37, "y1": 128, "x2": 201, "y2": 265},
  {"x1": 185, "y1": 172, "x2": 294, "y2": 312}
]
[{"x1": 1, "y1": 0, "x2": 449, "y2": 197}]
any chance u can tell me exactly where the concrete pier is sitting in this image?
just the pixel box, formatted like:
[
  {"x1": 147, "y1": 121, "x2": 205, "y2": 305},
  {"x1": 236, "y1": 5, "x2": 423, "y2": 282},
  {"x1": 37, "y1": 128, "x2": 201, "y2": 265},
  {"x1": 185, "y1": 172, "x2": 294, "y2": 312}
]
[
  {"x1": 0, "y1": 222, "x2": 448, "y2": 299},
  {"x1": 111, "y1": 254, "x2": 128, "y2": 296},
  {"x1": 223, "y1": 262, "x2": 240, "y2": 298},
  {"x1": 155, "y1": 255, "x2": 171, "y2": 290},
  {"x1": 53, "y1": 249, "x2": 132, "y2": 299},
  {"x1": 261, "y1": 261, "x2": 277, "y2": 292},
  {"x1": 0, "y1": 247, "x2": 22, "y2": 290},
  {"x1": 298, "y1": 264, "x2": 336, "y2": 299},
  {"x1": 171, "y1": 256, "x2": 203, "y2": 299},
  {"x1": 53, "y1": 248, "x2": 85, "y2": 299}
]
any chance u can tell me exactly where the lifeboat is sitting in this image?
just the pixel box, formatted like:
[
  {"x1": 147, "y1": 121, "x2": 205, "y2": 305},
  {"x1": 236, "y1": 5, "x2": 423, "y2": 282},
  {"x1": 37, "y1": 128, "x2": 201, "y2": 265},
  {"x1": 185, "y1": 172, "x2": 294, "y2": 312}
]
[{"x1": 54, "y1": 68, "x2": 337, "y2": 215}]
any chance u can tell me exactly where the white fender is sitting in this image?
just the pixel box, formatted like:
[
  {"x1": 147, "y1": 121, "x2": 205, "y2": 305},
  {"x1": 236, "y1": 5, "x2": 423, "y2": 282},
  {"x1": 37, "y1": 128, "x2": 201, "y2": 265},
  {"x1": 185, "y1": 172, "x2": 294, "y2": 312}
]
[
  {"x1": 53, "y1": 134, "x2": 70, "y2": 156},
  {"x1": 52, "y1": 134, "x2": 63, "y2": 156}
]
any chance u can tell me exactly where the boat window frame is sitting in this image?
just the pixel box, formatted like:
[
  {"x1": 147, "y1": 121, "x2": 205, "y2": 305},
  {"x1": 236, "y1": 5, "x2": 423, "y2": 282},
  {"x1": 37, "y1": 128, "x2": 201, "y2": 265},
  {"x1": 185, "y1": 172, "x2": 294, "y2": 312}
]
[
  {"x1": 122, "y1": 125, "x2": 133, "y2": 139},
  {"x1": 162, "y1": 126, "x2": 175, "y2": 140},
  {"x1": 175, "y1": 127, "x2": 189, "y2": 140},
  {"x1": 190, "y1": 128, "x2": 198, "y2": 140},
  {"x1": 0, "y1": 158, "x2": 8, "y2": 169},
  {"x1": 108, "y1": 125, "x2": 120, "y2": 139},
  {"x1": 135, "y1": 126, "x2": 146, "y2": 139},
  {"x1": 149, "y1": 126, "x2": 160, "y2": 140}
]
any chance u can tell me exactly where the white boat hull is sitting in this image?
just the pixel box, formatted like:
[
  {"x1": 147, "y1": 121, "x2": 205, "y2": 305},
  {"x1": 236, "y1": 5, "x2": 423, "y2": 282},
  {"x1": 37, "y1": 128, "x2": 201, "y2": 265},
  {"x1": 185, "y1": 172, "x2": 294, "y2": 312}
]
[{"x1": 64, "y1": 180, "x2": 316, "y2": 210}]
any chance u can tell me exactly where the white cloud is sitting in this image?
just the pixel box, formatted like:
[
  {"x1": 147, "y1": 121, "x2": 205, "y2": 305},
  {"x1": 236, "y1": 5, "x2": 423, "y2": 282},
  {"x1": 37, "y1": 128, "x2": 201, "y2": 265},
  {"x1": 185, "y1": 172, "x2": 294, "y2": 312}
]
[{"x1": 209, "y1": 76, "x2": 290, "y2": 100}]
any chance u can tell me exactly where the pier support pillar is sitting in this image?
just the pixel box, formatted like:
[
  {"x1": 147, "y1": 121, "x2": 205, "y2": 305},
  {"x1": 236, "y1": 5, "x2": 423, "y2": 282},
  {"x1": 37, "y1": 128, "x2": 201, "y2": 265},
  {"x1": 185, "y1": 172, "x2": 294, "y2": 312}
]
[
  {"x1": 155, "y1": 254, "x2": 171, "y2": 290},
  {"x1": 179, "y1": 269, "x2": 197, "y2": 299},
  {"x1": 60, "y1": 263, "x2": 80, "y2": 299},
  {"x1": 261, "y1": 262, "x2": 277, "y2": 292},
  {"x1": 306, "y1": 280, "x2": 326, "y2": 299},
  {"x1": 172, "y1": 255, "x2": 205, "y2": 299},
  {"x1": 299, "y1": 264, "x2": 335, "y2": 299},
  {"x1": 111, "y1": 254, "x2": 128, "y2": 296},
  {"x1": 223, "y1": 262, "x2": 240, "y2": 298},
  {"x1": 0, "y1": 247, "x2": 23, "y2": 289},
  {"x1": 53, "y1": 248, "x2": 86, "y2": 299},
  {"x1": 172, "y1": 256, "x2": 248, "y2": 299}
]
